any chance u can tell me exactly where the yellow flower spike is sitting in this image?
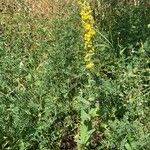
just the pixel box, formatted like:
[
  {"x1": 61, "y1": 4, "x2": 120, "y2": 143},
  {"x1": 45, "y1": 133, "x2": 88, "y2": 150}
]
[
  {"x1": 77, "y1": 1, "x2": 97, "y2": 149},
  {"x1": 78, "y1": 0, "x2": 96, "y2": 70}
]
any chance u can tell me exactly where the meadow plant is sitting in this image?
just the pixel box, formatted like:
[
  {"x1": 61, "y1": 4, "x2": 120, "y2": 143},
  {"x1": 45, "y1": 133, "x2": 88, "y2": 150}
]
[
  {"x1": 77, "y1": 1, "x2": 100, "y2": 149},
  {"x1": 78, "y1": 0, "x2": 96, "y2": 70}
]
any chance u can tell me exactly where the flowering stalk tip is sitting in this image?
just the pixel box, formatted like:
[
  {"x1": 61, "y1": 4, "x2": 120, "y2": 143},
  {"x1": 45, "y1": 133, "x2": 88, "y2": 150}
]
[{"x1": 78, "y1": 0, "x2": 96, "y2": 70}]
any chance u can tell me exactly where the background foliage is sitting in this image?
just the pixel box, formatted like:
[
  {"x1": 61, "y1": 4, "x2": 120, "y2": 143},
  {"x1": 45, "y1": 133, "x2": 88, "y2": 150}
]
[{"x1": 0, "y1": 0, "x2": 150, "y2": 149}]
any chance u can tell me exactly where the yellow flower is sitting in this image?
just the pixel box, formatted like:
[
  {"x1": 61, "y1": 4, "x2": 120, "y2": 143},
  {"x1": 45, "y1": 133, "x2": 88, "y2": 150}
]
[
  {"x1": 86, "y1": 62, "x2": 94, "y2": 70},
  {"x1": 85, "y1": 24, "x2": 91, "y2": 31},
  {"x1": 84, "y1": 52, "x2": 94, "y2": 62},
  {"x1": 78, "y1": 0, "x2": 96, "y2": 70}
]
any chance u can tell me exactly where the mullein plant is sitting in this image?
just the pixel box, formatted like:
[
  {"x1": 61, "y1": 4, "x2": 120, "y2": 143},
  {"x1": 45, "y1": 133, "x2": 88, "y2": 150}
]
[
  {"x1": 79, "y1": 0, "x2": 96, "y2": 70},
  {"x1": 76, "y1": 0, "x2": 100, "y2": 149}
]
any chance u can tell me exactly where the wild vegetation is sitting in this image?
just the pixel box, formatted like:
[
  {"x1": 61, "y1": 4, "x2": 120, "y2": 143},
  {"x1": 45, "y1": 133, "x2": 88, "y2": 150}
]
[{"x1": 0, "y1": 0, "x2": 150, "y2": 149}]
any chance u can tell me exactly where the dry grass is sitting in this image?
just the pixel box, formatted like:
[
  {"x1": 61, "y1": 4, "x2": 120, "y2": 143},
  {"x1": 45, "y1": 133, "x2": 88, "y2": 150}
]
[
  {"x1": 26, "y1": 0, "x2": 75, "y2": 18},
  {"x1": 0, "y1": 0, "x2": 76, "y2": 18},
  {"x1": 1, "y1": 0, "x2": 149, "y2": 19}
]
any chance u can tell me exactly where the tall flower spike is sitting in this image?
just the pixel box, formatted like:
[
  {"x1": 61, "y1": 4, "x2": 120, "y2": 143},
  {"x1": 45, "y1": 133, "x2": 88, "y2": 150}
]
[{"x1": 78, "y1": 0, "x2": 96, "y2": 70}]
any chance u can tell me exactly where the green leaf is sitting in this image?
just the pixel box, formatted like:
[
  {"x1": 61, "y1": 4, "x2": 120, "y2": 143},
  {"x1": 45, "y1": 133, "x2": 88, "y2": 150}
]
[
  {"x1": 80, "y1": 124, "x2": 90, "y2": 145},
  {"x1": 125, "y1": 143, "x2": 132, "y2": 150},
  {"x1": 89, "y1": 108, "x2": 99, "y2": 117},
  {"x1": 19, "y1": 140, "x2": 25, "y2": 150},
  {"x1": 81, "y1": 109, "x2": 91, "y2": 122}
]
